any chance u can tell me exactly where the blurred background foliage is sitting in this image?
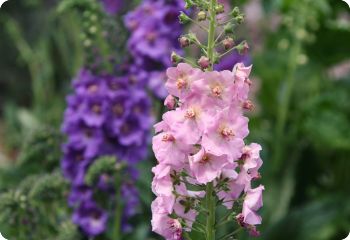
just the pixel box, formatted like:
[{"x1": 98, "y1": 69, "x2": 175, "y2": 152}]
[{"x1": 0, "y1": 0, "x2": 349, "y2": 239}]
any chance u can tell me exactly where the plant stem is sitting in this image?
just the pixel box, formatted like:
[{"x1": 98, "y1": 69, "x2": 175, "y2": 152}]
[
  {"x1": 205, "y1": 1, "x2": 217, "y2": 239},
  {"x1": 112, "y1": 176, "x2": 122, "y2": 240},
  {"x1": 206, "y1": 182, "x2": 216, "y2": 240},
  {"x1": 207, "y1": 0, "x2": 217, "y2": 71}
]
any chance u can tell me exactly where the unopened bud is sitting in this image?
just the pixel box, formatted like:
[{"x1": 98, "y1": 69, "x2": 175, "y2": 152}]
[
  {"x1": 236, "y1": 14, "x2": 244, "y2": 24},
  {"x1": 230, "y1": 7, "x2": 240, "y2": 17},
  {"x1": 164, "y1": 95, "x2": 176, "y2": 110},
  {"x1": 243, "y1": 100, "x2": 254, "y2": 111},
  {"x1": 224, "y1": 22, "x2": 235, "y2": 34},
  {"x1": 179, "y1": 36, "x2": 190, "y2": 48},
  {"x1": 215, "y1": 4, "x2": 225, "y2": 14},
  {"x1": 197, "y1": 11, "x2": 207, "y2": 21},
  {"x1": 198, "y1": 56, "x2": 210, "y2": 69},
  {"x1": 237, "y1": 41, "x2": 249, "y2": 55},
  {"x1": 179, "y1": 12, "x2": 191, "y2": 24},
  {"x1": 171, "y1": 52, "x2": 181, "y2": 64},
  {"x1": 222, "y1": 37, "x2": 235, "y2": 50}
]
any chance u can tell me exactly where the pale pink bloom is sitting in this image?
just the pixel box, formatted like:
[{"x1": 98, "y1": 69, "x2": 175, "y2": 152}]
[
  {"x1": 192, "y1": 70, "x2": 235, "y2": 107},
  {"x1": 152, "y1": 131, "x2": 191, "y2": 167},
  {"x1": 172, "y1": 103, "x2": 211, "y2": 145},
  {"x1": 201, "y1": 107, "x2": 249, "y2": 160},
  {"x1": 242, "y1": 185, "x2": 264, "y2": 225},
  {"x1": 152, "y1": 195, "x2": 176, "y2": 215},
  {"x1": 151, "y1": 213, "x2": 183, "y2": 240},
  {"x1": 240, "y1": 143, "x2": 263, "y2": 180},
  {"x1": 217, "y1": 179, "x2": 244, "y2": 209},
  {"x1": 152, "y1": 164, "x2": 174, "y2": 196},
  {"x1": 233, "y1": 63, "x2": 252, "y2": 102},
  {"x1": 189, "y1": 147, "x2": 230, "y2": 184},
  {"x1": 165, "y1": 63, "x2": 203, "y2": 100},
  {"x1": 164, "y1": 95, "x2": 176, "y2": 110}
]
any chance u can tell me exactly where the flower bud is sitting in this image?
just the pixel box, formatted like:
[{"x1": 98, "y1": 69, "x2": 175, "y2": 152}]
[
  {"x1": 230, "y1": 7, "x2": 240, "y2": 17},
  {"x1": 179, "y1": 11, "x2": 191, "y2": 24},
  {"x1": 197, "y1": 11, "x2": 207, "y2": 21},
  {"x1": 215, "y1": 4, "x2": 225, "y2": 14},
  {"x1": 224, "y1": 22, "x2": 235, "y2": 34},
  {"x1": 171, "y1": 52, "x2": 181, "y2": 64},
  {"x1": 236, "y1": 15, "x2": 244, "y2": 24},
  {"x1": 237, "y1": 41, "x2": 249, "y2": 55},
  {"x1": 179, "y1": 36, "x2": 190, "y2": 48},
  {"x1": 198, "y1": 56, "x2": 210, "y2": 69},
  {"x1": 164, "y1": 95, "x2": 176, "y2": 110},
  {"x1": 243, "y1": 100, "x2": 254, "y2": 111},
  {"x1": 222, "y1": 37, "x2": 235, "y2": 50}
]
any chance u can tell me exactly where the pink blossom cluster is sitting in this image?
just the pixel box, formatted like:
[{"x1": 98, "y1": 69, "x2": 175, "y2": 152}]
[{"x1": 151, "y1": 63, "x2": 264, "y2": 239}]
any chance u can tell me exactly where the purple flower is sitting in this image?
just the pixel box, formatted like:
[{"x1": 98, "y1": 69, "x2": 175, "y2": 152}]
[
  {"x1": 72, "y1": 201, "x2": 108, "y2": 236},
  {"x1": 125, "y1": 0, "x2": 184, "y2": 99},
  {"x1": 100, "y1": 0, "x2": 123, "y2": 15},
  {"x1": 62, "y1": 68, "x2": 151, "y2": 236}
]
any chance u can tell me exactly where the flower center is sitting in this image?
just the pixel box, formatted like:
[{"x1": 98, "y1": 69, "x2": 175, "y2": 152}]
[
  {"x1": 88, "y1": 84, "x2": 98, "y2": 93},
  {"x1": 200, "y1": 154, "x2": 210, "y2": 164},
  {"x1": 147, "y1": 32, "x2": 157, "y2": 43},
  {"x1": 176, "y1": 78, "x2": 187, "y2": 90},
  {"x1": 112, "y1": 104, "x2": 123, "y2": 116},
  {"x1": 221, "y1": 127, "x2": 235, "y2": 139},
  {"x1": 185, "y1": 108, "x2": 195, "y2": 119},
  {"x1": 212, "y1": 85, "x2": 222, "y2": 97},
  {"x1": 92, "y1": 104, "x2": 102, "y2": 114},
  {"x1": 162, "y1": 133, "x2": 175, "y2": 142}
]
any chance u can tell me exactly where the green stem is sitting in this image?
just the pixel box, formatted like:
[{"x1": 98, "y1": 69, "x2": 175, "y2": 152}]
[
  {"x1": 207, "y1": 0, "x2": 217, "y2": 71},
  {"x1": 206, "y1": 182, "x2": 216, "y2": 240},
  {"x1": 204, "y1": 1, "x2": 217, "y2": 239},
  {"x1": 112, "y1": 177, "x2": 123, "y2": 240}
]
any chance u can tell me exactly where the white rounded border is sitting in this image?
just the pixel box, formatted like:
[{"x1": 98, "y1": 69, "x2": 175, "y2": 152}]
[{"x1": 0, "y1": 0, "x2": 8, "y2": 8}]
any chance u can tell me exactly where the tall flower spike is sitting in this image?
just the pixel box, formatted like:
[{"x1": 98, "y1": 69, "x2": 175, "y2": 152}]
[{"x1": 151, "y1": 1, "x2": 264, "y2": 239}]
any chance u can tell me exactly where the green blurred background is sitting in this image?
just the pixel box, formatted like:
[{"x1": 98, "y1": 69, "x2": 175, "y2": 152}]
[{"x1": 0, "y1": 0, "x2": 349, "y2": 239}]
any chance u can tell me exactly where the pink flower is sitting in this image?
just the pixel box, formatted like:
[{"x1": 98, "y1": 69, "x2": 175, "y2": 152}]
[
  {"x1": 164, "y1": 95, "x2": 176, "y2": 110},
  {"x1": 165, "y1": 63, "x2": 202, "y2": 100},
  {"x1": 242, "y1": 185, "x2": 264, "y2": 225},
  {"x1": 152, "y1": 164, "x2": 174, "y2": 196},
  {"x1": 189, "y1": 147, "x2": 230, "y2": 184},
  {"x1": 240, "y1": 143, "x2": 263, "y2": 180},
  {"x1": 151, "y1": 213, "x2": 183, "y2": 240},
  {"x1": 201, "y1": 107, "x2": 249, "y2": 160},
  {"x1": 233, "y1": 63, "x2": 252, "y2": 102},
  {"x1": 192, "y1": 70, "x2": 235, "y2": 107},
  {"x1": 152, "y1": 131, "x2": 191, "y2": 167}
]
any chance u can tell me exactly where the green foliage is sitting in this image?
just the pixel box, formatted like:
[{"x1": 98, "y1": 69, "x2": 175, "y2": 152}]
[{"x1": 85, "y1": 156, "x2": 120, "y2": 185}]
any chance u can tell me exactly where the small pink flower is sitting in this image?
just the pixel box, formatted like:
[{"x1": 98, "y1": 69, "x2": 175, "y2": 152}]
[
  {"x1": 240, "y1": 143, "x2": 263, "y2": 180},
  {"x1": 233, "y1": 63, "x2": 252, "y2": 102},
  {"x1": 151, "y1": 213, "x2": 183, "y2": 240},
  {"x1": 164, "y1": 95, "x2": 176, "y2": 110},
  {"x1": 242, "y1": 185, "x2": 264, "y2": 225},
  {"x1": 165, "y1": 63, "x2": 202, "y2": 100},
  {"x1": 152, "y1": 130, "x2": 191, "y2": 167},
  {"x1": 152, "y1": 164, "x2": 174, "y2": 196},
  {"x1": 201, "y1": 107, "x2": 249, "y2": 160},
  {"x1": 192, "y1": 70, "x2": 235, "y2": 107},
  {"x1": 189, "y1": 147, "x2": 230, "y2": 184}
]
